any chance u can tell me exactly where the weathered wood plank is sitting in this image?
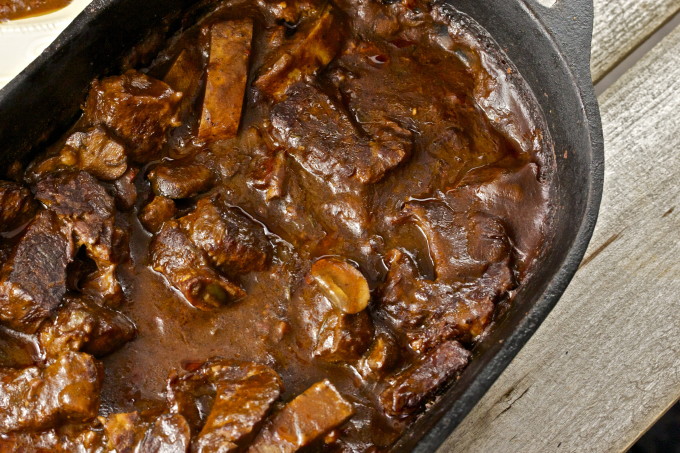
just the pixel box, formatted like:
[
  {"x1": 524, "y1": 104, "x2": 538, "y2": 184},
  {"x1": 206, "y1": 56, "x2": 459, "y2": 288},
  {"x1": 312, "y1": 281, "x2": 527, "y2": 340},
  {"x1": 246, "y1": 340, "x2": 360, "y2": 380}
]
[
  {"x1": 439, "y1": 24, "x2": 680, "y2": 453},
  {"x1": 591, "y1": 0, "x2": 680, "y2": 81}
]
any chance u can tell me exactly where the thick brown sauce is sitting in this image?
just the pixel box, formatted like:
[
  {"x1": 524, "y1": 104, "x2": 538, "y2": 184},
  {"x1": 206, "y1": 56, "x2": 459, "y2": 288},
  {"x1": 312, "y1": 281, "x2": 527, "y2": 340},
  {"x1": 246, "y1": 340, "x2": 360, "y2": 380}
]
[
  {"x1": 0, "y1": 0, "x2": 71, "y2": 21},
  {"x1": 0, "y1": 0, "x2": 554, "y2": 450}
]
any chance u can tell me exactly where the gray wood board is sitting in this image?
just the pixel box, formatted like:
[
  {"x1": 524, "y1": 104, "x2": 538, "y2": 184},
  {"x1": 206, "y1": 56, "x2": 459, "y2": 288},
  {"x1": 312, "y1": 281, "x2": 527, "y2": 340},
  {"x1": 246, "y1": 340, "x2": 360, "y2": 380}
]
[
  {"x1": 591, "y1": 0, "x2": 680, "y2": 81},
  {"x1": 439, "y1": 21, "x2": 680, "y2": 453}
]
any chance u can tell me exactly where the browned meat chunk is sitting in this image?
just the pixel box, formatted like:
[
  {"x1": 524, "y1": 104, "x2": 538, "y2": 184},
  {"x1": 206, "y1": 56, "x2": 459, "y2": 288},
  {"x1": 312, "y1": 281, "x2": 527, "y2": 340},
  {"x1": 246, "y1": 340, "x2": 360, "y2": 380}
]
[
  {"x1": 38, "y1": 295, "x2": 136, "y2": 358},
  {"x1": 379, "y1": 248, "x2": 511, "y2": 352},
  {"x1": 165, "y1": 48, "x2": 204, "y2": 118},
  {"x1": 198, "y1": 20, "x2": 253, "y2": 142},
  {"x1": 255, "y1": 9, "x2": 341, "y2": 101},
  {"x1": 103, "y1": 411, "x2": 190, "y2": 453},
  {"x1": 147, "y1": 160, "x2": 214, "y2": 199},
  {"x1": 83, "y1": 70, "x2": 182, "y2": 163},
  {"x1": 0, "y1": 211, "x2": 75, "y2": 333},
  {"x1": 0, "y1": 423, "x2": 107, "y2": 452},
  {"x1": 35, "y1": 171, "x2": 126, "y2": 303},
  {"x1": 249, "y1": 379, "x2": 354, "y2": 452},
  {"x1": 445, "y1": 163, "x2": 549, "y2": 276},
  {"x1": 271, "y1": 83, "x2": 411, "y2": 185},
  {"x1": 0, "y1": 181, "x2": 36, "y2": 232},
  {"x1": 59, "y1": 126, "x2": 128, "y2": 181},
  {"x1": 0, "y1": 352, "x2": 102, "y2": 433},
  {"x1": 402, "y1": 199, "x2": 510, "y2": 283},
  {"x1": 167, "y1": 359, "x2": 282, "y2": 450},
  {"x1": 139, "y1": 196, "x2": 177, "y2": 233},
  {"x1": 150, "y1": 221, "x2": 245, "y2": 310},
  {"x1": 379, "y1": 341, "x2": 470, "y2": 417},
  {"x1": 112, "y1": 167, "x2": 139, "y2": 211},
  {"x1": 179, "y1": 197, "x2": 272, "y2": 275}
]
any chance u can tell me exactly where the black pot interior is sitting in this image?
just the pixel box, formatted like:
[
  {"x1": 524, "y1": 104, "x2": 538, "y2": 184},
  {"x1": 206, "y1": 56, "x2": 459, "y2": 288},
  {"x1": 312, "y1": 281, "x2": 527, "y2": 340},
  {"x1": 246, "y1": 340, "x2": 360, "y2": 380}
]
[{"x1": 0, "y1": 0, "x2": 600, "y2": 450}]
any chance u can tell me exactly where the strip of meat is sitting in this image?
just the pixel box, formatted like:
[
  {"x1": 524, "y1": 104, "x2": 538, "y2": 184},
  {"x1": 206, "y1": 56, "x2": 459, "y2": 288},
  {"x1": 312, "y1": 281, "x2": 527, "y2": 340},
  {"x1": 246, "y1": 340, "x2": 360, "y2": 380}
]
[
  {"x1": 198, "y1": 20, "x2": 253, "y2": 142},
  {"x1": 84, "y1": 70, "x2": 182, "y2": 163},
  {"x1": 147, "y1": 160, "x2": 215, "y2": 199},
  {"x1": 0, "y1": 352, "x2": 102, "y2": 433},
  {"x1": 379, "y1": 340, "x2": 470, "y2": 417},
  {"x1": 249, "y1": 379, "x2": 354, "y2": 452},
  {"x1": 0, "y1": 210, "x2": 75, "y2": 333},
  {"x1": 103, "y1": 411, "x2": 190, "y2": 453},
  {"x1": 167, "y1": 359, "x2": 282, "y2": 451},
  {"x1": 0, "y1": 181, "x2": 36, "y2": 232},
  {"x1": 178, "y1": 197, "x2": 272, "y2": 275},
  {"x1": 60, "y1": 126, "x2": 128, "y2": 181},
  {"x1": 38, "y1": 295, "x2": 136, "y2": 358},
  {"x1": 254, "y1": 9, "x2": 341, "y2": 101},
  {"x1": 150, "y1": 221, "x2": 245, "y2": 310}
]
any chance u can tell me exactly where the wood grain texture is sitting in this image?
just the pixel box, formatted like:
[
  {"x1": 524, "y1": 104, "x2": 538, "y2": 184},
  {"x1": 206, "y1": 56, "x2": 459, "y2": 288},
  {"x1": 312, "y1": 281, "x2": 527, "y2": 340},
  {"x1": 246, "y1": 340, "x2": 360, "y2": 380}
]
[
  {"x1": 439, "y1": 23, "x2": 680, "y2": 453},
  {"x1": 591, "y1": 0, "x2": 680, "y2": 81}
]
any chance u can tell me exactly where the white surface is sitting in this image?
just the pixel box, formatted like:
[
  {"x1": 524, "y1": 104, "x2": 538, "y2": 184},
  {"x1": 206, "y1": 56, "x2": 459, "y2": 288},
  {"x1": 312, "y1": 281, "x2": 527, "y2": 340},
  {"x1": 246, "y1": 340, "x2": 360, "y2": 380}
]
[{"x1": 0, "y1": 0, "x2": 91, "y2": 88}]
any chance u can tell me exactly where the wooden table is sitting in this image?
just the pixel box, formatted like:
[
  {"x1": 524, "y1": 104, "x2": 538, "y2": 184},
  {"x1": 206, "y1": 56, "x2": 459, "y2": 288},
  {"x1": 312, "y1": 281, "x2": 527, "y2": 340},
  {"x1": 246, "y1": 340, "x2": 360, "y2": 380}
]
[
  {"x1": 440, "y1": 1, "x2": 680, "y2": 451},
  {"x1": 0, "y1": 0, "x2": 678, "y2": 451}
]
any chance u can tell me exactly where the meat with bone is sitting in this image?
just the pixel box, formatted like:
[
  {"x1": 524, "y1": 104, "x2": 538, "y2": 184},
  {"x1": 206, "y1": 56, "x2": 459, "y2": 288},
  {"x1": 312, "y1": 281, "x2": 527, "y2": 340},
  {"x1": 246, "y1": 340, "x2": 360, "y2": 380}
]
[
  {"x1": 150, "y1": 221, "x2": 245, "y2": 310},
  {"x1": 0, "y1": 352, "x2": 102, "y2": 433}
]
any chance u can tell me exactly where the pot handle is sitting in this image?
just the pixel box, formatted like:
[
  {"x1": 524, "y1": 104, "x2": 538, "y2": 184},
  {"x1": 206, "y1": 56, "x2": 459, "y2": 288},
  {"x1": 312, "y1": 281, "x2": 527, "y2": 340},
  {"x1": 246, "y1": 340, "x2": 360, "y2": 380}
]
[{"x1": 525, "y1": 0, "x2": 595, "y2": 83}]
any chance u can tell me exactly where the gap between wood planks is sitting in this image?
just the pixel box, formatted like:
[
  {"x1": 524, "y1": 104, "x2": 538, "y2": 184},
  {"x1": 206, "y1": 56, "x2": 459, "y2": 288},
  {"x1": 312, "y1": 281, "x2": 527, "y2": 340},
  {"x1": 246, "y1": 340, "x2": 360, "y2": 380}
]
[{"x1": 594, "y1": 10, "x2": 680, "y2": 96}]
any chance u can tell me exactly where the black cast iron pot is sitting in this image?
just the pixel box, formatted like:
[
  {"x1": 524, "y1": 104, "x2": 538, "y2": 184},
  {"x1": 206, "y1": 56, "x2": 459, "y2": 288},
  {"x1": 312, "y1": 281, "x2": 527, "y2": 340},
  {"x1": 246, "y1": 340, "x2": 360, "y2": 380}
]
[{"x1": 0, "y1": 0, "x2": 603, "y2": 450}]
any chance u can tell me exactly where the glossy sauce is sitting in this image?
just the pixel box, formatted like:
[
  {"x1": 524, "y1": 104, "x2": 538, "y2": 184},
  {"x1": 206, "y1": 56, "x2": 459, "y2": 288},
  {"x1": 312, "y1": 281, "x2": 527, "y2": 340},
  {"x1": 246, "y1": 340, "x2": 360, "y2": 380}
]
[{"x1": 0, "y1": 0, "x2": 71, "y2": 21}]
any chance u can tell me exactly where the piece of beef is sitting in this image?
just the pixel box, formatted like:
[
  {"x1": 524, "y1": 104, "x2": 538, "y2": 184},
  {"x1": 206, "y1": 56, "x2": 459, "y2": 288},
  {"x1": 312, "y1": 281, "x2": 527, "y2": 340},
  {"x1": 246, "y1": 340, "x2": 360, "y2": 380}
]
[
  {"x1": 271, "y1": 83, "x2": 411, "y2": 185},
  {"x1": 139, "y1": 196, "x2": 177, "y2": 234},
  {"x1": 292, "y1": 268, "x2": 373, "y2": 364},
  {"x1": 0, "y1": 422, "x2": 107, "y2": 453},
  {"x1": 38, "y1": 295, "x2": 136, "y2": 358},
  {"x1": 0, "y1": 181, "x2": 36, "y2": 232},
  {"x1": 179, "y1": 197, "x2": 272, "y2": 275},
  {"x1": 167, "y1": 359, "x2": 282, "y2": 450},
  {"x1": 83, "y1": 70, "x2": 182, "y2": 163},
  {"x1": 35, "y1": 171, "x2": 126, "y2": 303},
  {"x1": 103, "y1": 411, "x2": 190, "y2": 453},
  {"x1": 379, "y1": 340, "x2": 470, "y2": 417},
  {"x1": 112, "y1": 167, "x2": 139, "y2": 211},
  {"x1": 0, "y1": 352, "x2": 102, "y2": 433},
  {"x1": 401, "y1": 199, "x2": 510, "y2": 283},
  {"x1": 198, "y1": 20, "x2": 253, "y2": 142},
  {"x1": 147, "y1": 160, "x2": 214, "y2": 199},
  {"x1": 0, "y1": 210, "x2": 75, "y2": 333},
  {"x1": 445, "y1": 163, "x2": 549, "y2": 276},
  {"x1": 255, "y1": 9, "x2": 342, "y2": 101},
  {"x1": 249, "y1": 379, "x2": 354, "y2": 452},
  {"x1": 379, "y1": 248, "x2": 510, "y2": 352},
  {"x1": 150, "y1": 221, "x2": 245, "y2": 310},
  {"x1": 164, "y1": 48, "x2": 205, "y2": 120},
  {"x1": 59, "y1": 126, "x2": 128, "y2": 181}
]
